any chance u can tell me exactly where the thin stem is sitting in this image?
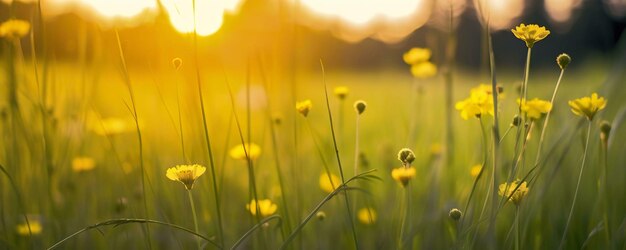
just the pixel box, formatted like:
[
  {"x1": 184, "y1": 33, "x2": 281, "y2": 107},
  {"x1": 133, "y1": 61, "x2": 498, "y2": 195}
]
[
  {"x1": 188, "y1": 191, "x2": 201, "y2": 250},
  {"x1": 354, "y1": 114, "x2": 360, "y2": 178},
  {"x1": 515, "y1": 205, "x2": 520, "y2": 250},
  {"x1": 398, "y1": 185, "x2": 411, "y2": 249},
  {"x1": 558, "y1": 121, "x2": 592, "y2": 249},
  {"x1": 601, "y1": 138, "x2": 611, "y2": 244},
  {"x1": 534, "y1": 69, "x2": 565, "y2": 165}
]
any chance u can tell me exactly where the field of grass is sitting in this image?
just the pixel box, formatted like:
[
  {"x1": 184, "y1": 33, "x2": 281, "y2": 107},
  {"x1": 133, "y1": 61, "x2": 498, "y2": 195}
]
[{"x1": 1, "y1": 13, "x2": 626, "y2": 250}]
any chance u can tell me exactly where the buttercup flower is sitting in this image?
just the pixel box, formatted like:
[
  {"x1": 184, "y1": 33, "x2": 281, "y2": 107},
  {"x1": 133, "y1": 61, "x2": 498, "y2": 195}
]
[
  {"x1": 72, "y1": 157, "x2": 96, "y2": 173},
  {"x1": 319, "y1": 172, "x2": 341, "y2": 193},
  {"x1": 455, "y1": 87, "x2": 495, "y2": 120},
  {"x1": 391, "y1": 167, "x2": 416, "y2": 187},
  {"x1": 511, "y1": 23, "x2": 550, "y2": 48},
  {"x1": 410, "y1": 61, "x2": 437, "y2": 79},
  {"x1": 246, "y1": 199, "x2": 278, "y2": 217},
  {"x1": 229, "y1": 143, "x2": 262, "y2": 160},
  {"x1": 16, "y1": 220, "x2": 42, "y2": 236},
  {"x1": 334, "y1": 86, "x2": 349, "y2": 100},
  {"x1": 568, "y1": 93, "x2": 607, "y2": 121},
  {"x1": 296, "y1": 99, "x2": 312, "y2": 117},
  {"x1": 498, "y1": 180, "x2": 529, "y2": 205},
  {"x1": 166, "y1": 164, "x2": 207, "y2": 190},
  {"x1": 403, "y1": 47, "x2": 432, "y2": 65},
  {"x1": 0, "y1": 19, "x2": 30, "y2": 39},
  {"x1": 517, "y1": 98, "x2": 552, "y2": 120},
  {"x1": 357, "y1": 207, "x2": 377, "y2": 224}
]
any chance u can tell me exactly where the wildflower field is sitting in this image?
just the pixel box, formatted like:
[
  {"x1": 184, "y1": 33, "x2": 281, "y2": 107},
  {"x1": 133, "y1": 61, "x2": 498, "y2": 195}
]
[{"x1": 1, "y1": 1, "x2": 626, "y2": 249}]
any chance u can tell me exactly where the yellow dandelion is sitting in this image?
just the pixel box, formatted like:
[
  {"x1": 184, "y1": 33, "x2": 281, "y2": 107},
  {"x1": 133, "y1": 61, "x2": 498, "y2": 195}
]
[
  {"x1": 229, "y1": 143, "x2": 261, "y2": 161},
  {"x1": 357, "y1": 207, "x2": 377, "y2": 224},
  {"x1": 517, "y1": 98, "x2": 552, "y2": 120},
  {"x1": 319, "y1": 172, "x2": 341, "y2": 193},
  {"x1": 511, "y1": 23, "x2": 550, "y2": 48},
  {"x1": 498, "y1": 180, "x2": 529, "y2": 205},
  {"x1": 72, "y1": 157, "x2": 96, "y2": 173},
  {"x1": 334, "y1": 86, "x2": 349, "y2": 100},
  {"x1": 16, "y1": 220, "x2": 42, "y2": 236},
  {"x1": 391, "y1": 167, "x2": 416, "y2": 187},
  {"x1": 470, "y1": 164, "x2": 482, "y2": 178},
  {"x1": 0, "y1": 19, "x2": 30, "y2": 39},
  {"x1": 568, "y1": 93, "x2": 607, "y2": 121},
  {"x1": 410, "y1": 61, "x2": 437, "y2": 79},
  {"x1": 166, "y1": 164, "x2": 207, "y2": 190},
  {"x1": 403, "y1": 47, "x2": 432, "y2": 65},
  {"x1": 246, "y1": 199, "x2": 278, "y2": 217},
  {"x1": 296, "y1": 99, "x2": 312, "y2": 117},
  {"x1": 455, "y1": 89, "x2": 494, "y2": 120}
]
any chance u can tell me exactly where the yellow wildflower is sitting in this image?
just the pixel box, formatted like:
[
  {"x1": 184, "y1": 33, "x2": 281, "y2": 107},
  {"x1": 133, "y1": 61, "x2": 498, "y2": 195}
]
[
  {"x1": 403, "y1": 47, "x2": 432, "y2": 65},
  {"x1": 518, "y1": 98, "x2": 552, "y2": 120},
  {"x1": 498, "y1": 180, "x2": 529, "y2": 205},
  {"x1": 568, "y1": 93, "x2": 607, "y2": 121},
  {"x1": 511, "y1": 23, "x2": 550, "y2": 48},
  {"x1": 470, "y1": 164, "x2": 482, "y2": 178},
  {"x1": 357, "y1": 207, "x2": 377, "y2": 224},
  {"x1": 246, "y1": 199, "x2": 277, "y2": 217},
  {"x1": 319, "y1": 172, "x2": 341, "y2": 193},
  {"x1": 391, "y1": 167, "x2": 416, "y2": 187},
  {"x1": 455, "y1": 89, "x2": 494, "y2": 120},
  {"x1": 166, "y1": 164, "x2": 207, "y2": 190},
  {"x1": 334, "y1": 86, "x2": 349, "y2": 100},
  {"x1": 229, "y1": 143, "x2": 262, "y2": 161},
  {"x1": 16, "y1": 220, "x2": 42, "y2": 236},
  {"x1": 410, "y1": 61, "x2": 437, "y2": 79},
  {"x1": 0, "y1": 19, "x2": 30, "y2": 39},
  {"x1": 296, "y1": 99, "x2": 312, "y2": 117},
  {"x1": 72, "y1": 157, "x2": 95, "y2": 173}
]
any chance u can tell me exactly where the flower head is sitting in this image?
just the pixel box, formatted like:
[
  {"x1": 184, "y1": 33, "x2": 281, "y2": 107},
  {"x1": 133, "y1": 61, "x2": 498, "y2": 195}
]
[
  {"x1": 517, "y1": 98, "x2": 552, "y2": 120},
  {"x1": 410, "y1": 61, "x2": 437, "y2": 79},
  {"x1": 449, "y1": 208, "x2": 462, "y2": 221},
  {"x1": 557, "y1": 53, "x2": 571, "y2": 70},
  {"x1": 296, "y1": 99, "x2": 312, "y2": 117},
  {"x1": 498, "y1": 180, "x2": 529, "y2": 205},
  {"x1": 72, "y1": 157, "x2": 96, "y2": 173},
  {"x1": 334, "y1": 86, "x2": 349, "y2": 100},
  {"x1": 319, "y1": 172, "x2": 341, "y2": 193},
  {"x1": 229, "y1": 143, "x2": 262, "y2": 160},
  {"x1": 357, "y1": 207, "x2": 377, "y2": 224},
  {"x1": 246, "y1": 199, "x2": 277, "y2": 217},
  {"x1": 166, "y1": 164, "x2": 207, "y2": 190},
  {"x1": 397, "y1": 148, "x2": 416, "y2": 165},
  {"x1": 16, "y1": 220, "x2": 42, "y2": 236},
  {"x1": 0, "y1": 19, "x2": 30, "y2": 39},
  {"x1": 455, "y1": 87, "x2": 495, "y2": 120},
  {"x1": 403, "y1": 47, "x2": 432, "y2": 65},
  {"x1": 511, "y1": 23, "x2": 550, "y2": 48},
  {"x1": 470, "y1": 164, "x2": 482, "y2": 178},
  {"x1": 568, "y1": 93, "x2": 607, "y2": 121},
  {"x1": 391, "y1": 167, "x2": 416, "y2": 187}
]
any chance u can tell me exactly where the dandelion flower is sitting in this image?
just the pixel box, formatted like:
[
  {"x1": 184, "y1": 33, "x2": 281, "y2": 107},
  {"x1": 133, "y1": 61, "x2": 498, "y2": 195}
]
[
  {"x1": 229, "y1": 143, "x2": 262, "y2": 160},
  {"x1": 246, "y1": 199, "x2": 277, "y2": 217},
  {"x1": 470, "y1": 164, "x2": 482, "y2": 178},
  {"x1": 319, "y1": 172, "x2": 341, "y2": 193},
  {"x1": 511, "y1": 23, "x2": 550, "y2": 48},
  {"x1": 568, "y1": 93, "x2": 607, "y2": 121},
  {"x1": 16, "y1": 220, "x2": 42, "y2": 236},
  {"x1": 455, "y1": 89, "x2": 494, "y2": 120},
  {"x1": 391, "y1": 167, "x2": 416, "y2": 187},
  {"x1": 334, "y1": 86, "x2": 349, "y2": 100},
  {"x1": 296, "y1": 99, "x2": 312, "y2": 117},
  {"x1": 166, "y1": 164, "x2": 207, "y2": 190},
  {"x1": 357, "y1": 207, "x2": 377, "y2": 224},
  {"x1": 517, "y1": 98, "x2": 552, "y2": 120},
  {"x1": 403, "y1": 47, "x2": 431, "y2": 65},
  {"x1": 0, "y1": 19, "x2": 30, "y2": 39},
  {"x1": 498, "y1": 180, "x2": 529, "y2": 205},
  {"x1": 410, "y1": 61, "x2": 437, "y2": 79},
  {"x1": 72, "y1": 157, "x2": 96, "y2": 173}
]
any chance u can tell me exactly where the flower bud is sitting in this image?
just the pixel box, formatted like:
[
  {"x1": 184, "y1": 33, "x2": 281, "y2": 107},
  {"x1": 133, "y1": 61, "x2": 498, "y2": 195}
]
[
  {"x1": 172, "y1": 58, "x2": 182, "y2": 70},
  {"x1": 397, "y1": 148, "x2": 415, "y2": 165},
  {"x1": 354, "y1": 100, "x2": 367, "y2": 115},
  {"x1": 556, "y1": 53, "x2": 571, "y2": 70},
  {"x1": 316, "y1": 211, "x2": 326, "y2": 221},
  {"x1": 511, "y1": 115, "x2": 522, "y2": 127},
  {"x1": 600, "y1": 120, "x2": 611, "y2": 143},
  {"x1": 449, "y1": 208, "x2": 462, "y2": 221}
]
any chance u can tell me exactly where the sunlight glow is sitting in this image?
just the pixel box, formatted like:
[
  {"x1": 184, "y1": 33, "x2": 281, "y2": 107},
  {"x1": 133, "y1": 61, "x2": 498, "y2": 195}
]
[
  {"x1": 160, "y1": 0, "x2": 242, "y2": 36},
  {"x1": 545, "y1": 0, "x2": 581, "y2": 23}
]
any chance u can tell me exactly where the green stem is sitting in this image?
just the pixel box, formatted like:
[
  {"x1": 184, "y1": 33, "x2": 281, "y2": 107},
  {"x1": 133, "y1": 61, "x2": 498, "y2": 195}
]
[
  {"x1": 188, "y1": 191, "x2": 201, "y2": 250},
  {"x1": 534, "y1": 69, "x2": 565, "y2": 165},
  {"x1": 515, "y1": 205, "x2": 520, "y2": 250},
  {"x1": 398, "y1": 185, "x2": 410, "y2": 249},
  {"x1": 601, "y1": 139, "x2": 610, "y2": 244},
  {"x1": 558, "y1": 121, "x2": 592, "y2": 249}
]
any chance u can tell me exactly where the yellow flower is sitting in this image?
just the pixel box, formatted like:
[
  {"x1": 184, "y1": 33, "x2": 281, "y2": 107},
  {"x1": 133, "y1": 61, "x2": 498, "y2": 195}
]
[
  {"x1": 16, "y1": 220, "x2": 42, "y2": 236},
  {"x1": 72, "y1": 157, "x2": 96, "y2": 173},
  {"x1": 166, "y1": 164, "x2": 207, "y2": 190},
  {"x1": 403, "y1": 47, "x2": 432, "y2": 65},
  {"x1": 410, "y1": 61, "x2": 437, "y2": 79},
  {"x1": 568, "y1": 93, "x2": 607, "y2": 121},
  {"x1": 470, "y1": 164, "x2": 482, "y2": 178},
  {"x1": 517, "y1": 98, "x2": 552, "y2": 120},
  {"x1": 319, "y1": 172, "x2": 341, "y2": 193},
  {"x1": 470, "y1": 84, "x2": 504, "y2": 98},
  {"x1": 391, "y1": 167, "x2": 416, "y2": 187},
  {"x1": 229, "y1": 143, "x2": 262, "y2": 161},
  {"x1": 455, "y1": 89, "x2": 494, "y2": 120},
  {"x1": 498, "y1": 180, "x2": 529, "y2": 205},
  {"x1": 357, "y1": 207, "x2": 377, "y2": 224},
  {"x1": 296, "y1": 99, "x2": 312, "y2": 117},
  {"x1": 511, "y1": 23, "x2": 550, "y2": 48},
  {"x1": 246, "y1": 199, "x2": 277, "y2": 217},
  {"x1": 0, "y1": 19, "x2": 30, "y2": 39},
  {"x1": 334, "y1": 86, "x2": 349, "y2": 100}
]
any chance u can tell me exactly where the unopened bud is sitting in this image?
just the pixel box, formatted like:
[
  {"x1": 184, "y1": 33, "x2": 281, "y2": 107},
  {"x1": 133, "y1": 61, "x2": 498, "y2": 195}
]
[
  {"x1": 449, "y1": 208, "x2": 462, "y2": 221},
  {"x1": 172, "y1": 58, "x2": 182, "y2": 70},
  {"x1": 557, "y1": 53, "x2": 571, "y2": 70},
  {"x1": 397, "y1": 148, "x2": 415, "y2": 165},
  {"x1": 354, "y1": 100, "x2": 367, "y2": 115}
]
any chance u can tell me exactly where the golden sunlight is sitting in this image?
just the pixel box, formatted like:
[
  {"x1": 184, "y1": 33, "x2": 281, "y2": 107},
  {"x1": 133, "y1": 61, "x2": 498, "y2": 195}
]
[
  {"x1": 474, "y1": 0, "x2": 525, "y2": 30},
  {"x1": 160, "y1": 0, "x2": 242, "y2": 36}
]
